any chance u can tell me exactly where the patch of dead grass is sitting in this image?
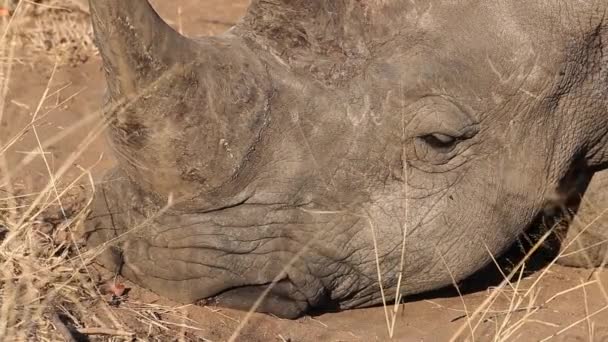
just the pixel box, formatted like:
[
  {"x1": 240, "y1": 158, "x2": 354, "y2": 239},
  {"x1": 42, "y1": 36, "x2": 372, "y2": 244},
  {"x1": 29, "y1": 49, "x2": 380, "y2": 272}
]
[
  {"x1": 2, "y1": 0, "x2": 95, "y2": 66},
  {"x1": 0, "y1": 5, "x2": 211, "y2": 340}
]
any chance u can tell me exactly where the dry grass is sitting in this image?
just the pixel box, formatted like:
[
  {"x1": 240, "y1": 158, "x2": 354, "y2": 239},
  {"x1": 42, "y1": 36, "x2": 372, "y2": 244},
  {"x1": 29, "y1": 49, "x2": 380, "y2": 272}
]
[
  {"x1": 0, "y1": 2, "x2": 211, "y2": 341},
  {"x1": 434, "y1": 204, "x2": 608, "y2": 341},
  {"x1": 2, "y1": 0, "x2": 94, "y2": 66}
]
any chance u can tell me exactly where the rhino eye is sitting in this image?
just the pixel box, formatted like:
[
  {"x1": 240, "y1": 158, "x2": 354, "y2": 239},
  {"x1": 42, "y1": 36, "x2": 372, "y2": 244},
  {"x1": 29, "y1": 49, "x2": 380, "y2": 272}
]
[
  {"x1": 407, "y1": 96, "x2": 479, "y2": 165},
  {"x1": 418, "y1": 133, "x2": 458, "y2": 152},
  {"x1": 414, "y1": 132, "x2": 464, "y2": 163}
]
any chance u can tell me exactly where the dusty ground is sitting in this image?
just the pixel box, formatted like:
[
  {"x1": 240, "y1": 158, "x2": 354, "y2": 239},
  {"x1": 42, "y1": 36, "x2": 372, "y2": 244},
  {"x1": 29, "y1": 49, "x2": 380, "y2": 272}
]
[{"x1": 1, "y1": 1, "x2": 608, "y2": 341}]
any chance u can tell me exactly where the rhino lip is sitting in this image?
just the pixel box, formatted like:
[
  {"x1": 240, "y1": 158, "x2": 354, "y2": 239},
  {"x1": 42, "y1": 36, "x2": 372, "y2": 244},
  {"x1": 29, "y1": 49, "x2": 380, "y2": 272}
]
[{"x1": 204, "y1": 279, "x2": 312, "y2": 319}]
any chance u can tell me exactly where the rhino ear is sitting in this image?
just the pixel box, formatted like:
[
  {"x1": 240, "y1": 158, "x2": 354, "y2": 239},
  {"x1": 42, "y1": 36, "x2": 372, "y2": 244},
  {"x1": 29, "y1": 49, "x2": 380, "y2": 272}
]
[{"x1": 89, "y1": 0, "x2": 195, "y2": 98}]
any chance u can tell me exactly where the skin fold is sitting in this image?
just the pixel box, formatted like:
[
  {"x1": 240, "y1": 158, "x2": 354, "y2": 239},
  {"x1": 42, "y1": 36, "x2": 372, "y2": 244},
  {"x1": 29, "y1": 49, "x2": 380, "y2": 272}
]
[{"x1": 86, "y1": 0, "x2": 608, "y2": 318}]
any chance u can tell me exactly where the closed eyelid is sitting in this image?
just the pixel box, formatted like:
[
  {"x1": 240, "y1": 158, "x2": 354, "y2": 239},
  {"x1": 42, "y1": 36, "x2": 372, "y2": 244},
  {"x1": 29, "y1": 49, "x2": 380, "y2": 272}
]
[{"x1": 404, "y1": 96, "x2": 479, "y2": 138}]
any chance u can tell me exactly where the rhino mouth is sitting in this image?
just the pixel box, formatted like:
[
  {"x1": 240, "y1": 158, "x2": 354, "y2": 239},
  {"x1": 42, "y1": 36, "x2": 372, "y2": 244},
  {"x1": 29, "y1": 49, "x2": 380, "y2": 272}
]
[
  {"x1": 85, "y1": 168, "x2": 338, "y2": 318},
  {"x1": 94, "y1": 251, "x2": 313, "y2": 318}
]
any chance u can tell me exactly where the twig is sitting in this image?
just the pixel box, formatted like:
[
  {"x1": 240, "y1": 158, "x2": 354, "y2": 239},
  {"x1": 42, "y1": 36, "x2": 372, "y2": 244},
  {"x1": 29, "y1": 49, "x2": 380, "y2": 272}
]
[
  {"x1": 450, "y1": 306, "x2": 540, "y2": 323},
  {"x1": 76, "y1": 327, "x2": 135, "y2": 337}
]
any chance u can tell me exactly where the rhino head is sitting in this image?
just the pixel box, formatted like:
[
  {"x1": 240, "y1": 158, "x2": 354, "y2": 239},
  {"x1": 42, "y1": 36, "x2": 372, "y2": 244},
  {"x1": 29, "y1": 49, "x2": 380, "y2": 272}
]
[{"x1": 86, "y1": 0, "x2": 608, "y2": 318}]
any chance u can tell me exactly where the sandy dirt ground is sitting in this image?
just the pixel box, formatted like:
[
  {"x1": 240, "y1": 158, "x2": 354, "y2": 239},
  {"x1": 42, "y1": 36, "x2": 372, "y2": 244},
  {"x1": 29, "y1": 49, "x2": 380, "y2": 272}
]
[{"x1": 2, "y1": 1, "x2": 608, "y2": 341}]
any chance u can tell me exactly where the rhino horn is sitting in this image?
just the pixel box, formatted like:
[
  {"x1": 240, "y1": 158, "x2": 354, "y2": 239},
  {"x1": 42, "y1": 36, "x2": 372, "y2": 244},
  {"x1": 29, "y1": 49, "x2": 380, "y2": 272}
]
[
  {"x1": 89, "y1": 0, "x2": 273, "y2": 204},
  {"x1": 89, "y1": 0, "x2": 194, "y2": 98}
]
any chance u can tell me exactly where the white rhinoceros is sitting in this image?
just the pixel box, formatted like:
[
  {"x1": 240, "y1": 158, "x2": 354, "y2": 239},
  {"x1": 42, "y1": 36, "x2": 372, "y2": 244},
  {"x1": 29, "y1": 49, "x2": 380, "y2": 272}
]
[{"x1": 85, "y1": 0, "x2": 608, "y2": 318}]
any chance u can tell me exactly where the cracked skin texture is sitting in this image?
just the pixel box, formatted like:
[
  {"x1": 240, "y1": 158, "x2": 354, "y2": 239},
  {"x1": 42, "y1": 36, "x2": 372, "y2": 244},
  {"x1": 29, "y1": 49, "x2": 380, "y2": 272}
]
[{"x1": 86, "y1": 0, "x2": 608, "y2": 318}]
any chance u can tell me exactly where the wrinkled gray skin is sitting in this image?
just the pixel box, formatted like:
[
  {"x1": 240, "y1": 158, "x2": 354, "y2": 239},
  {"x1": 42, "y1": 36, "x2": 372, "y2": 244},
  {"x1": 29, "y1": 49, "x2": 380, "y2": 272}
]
[{"x1": 86, "y1": 0, "x2": 608, "y2": 318}]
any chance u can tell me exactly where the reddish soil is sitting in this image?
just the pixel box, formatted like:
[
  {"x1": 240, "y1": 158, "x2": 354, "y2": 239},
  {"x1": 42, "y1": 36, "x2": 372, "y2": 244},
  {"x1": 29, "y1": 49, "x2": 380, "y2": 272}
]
[{"x1": 2, "y1": 1, "x2": 608, "y2": 341}]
